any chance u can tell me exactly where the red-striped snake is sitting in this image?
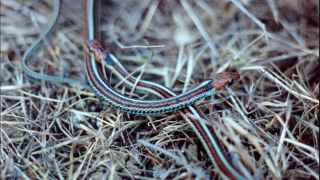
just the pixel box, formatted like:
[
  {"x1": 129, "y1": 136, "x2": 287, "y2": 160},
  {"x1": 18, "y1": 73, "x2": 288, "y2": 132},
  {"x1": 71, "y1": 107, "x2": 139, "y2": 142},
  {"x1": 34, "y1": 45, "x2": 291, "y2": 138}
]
[{"x1": 21, "y1": 0, "x2": 246, "y2": 179}]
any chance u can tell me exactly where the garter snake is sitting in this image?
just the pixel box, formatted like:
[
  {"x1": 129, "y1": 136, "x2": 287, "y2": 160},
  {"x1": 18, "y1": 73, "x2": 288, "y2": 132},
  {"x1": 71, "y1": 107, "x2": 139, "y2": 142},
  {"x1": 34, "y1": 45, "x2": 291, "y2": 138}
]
[{"x1": 21, "y1": 0, "x2": 246, "y2": 179}]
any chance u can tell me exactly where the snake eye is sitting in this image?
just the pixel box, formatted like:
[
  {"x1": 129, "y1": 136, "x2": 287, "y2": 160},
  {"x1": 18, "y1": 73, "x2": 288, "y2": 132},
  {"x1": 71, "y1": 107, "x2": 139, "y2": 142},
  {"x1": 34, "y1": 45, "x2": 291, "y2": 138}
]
[
  {"x1": 85, "y1": 44, "x2": 93, "y2": 54},
  {"x1": 98, "y1": 45, "x2": 104, "y2": 52},
  {"x1": 228, "y1": 78, "x2": 233, "y2": 84}
]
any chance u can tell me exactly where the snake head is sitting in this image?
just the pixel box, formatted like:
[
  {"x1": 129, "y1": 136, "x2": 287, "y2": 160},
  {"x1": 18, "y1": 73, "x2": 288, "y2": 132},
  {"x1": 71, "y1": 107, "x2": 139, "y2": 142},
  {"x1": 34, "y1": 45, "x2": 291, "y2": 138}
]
[
  {"x1": 85, "y1": 39, "x2": 109, "y2": 62},
  {"x1": 209, "y1": 71, "x2": 240, "y2": 91},
  {"x1": 85, "y1": 39, "x2": 101, "y2": 53}
]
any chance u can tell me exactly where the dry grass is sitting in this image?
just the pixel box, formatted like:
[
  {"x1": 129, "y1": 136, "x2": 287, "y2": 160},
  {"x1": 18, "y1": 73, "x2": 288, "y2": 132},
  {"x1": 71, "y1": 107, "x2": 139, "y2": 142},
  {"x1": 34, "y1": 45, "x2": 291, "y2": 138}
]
[{"x1": 1, "y1": 0, "x2": 319, "y2": 179}]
